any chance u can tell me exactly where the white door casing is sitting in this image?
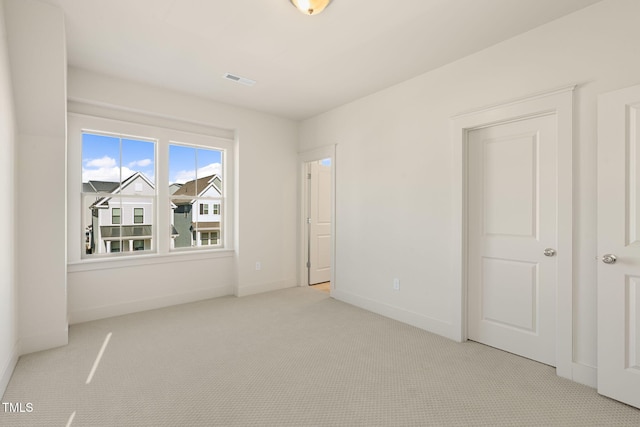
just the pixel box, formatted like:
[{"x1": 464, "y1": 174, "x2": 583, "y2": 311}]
[
  {"x1": 597, "y1": 83, "x2": 640, "y2": 409},
  {"x1": 309, "y1": 159, "x2": 332, "y2": 285},
  {"x1": 451, "y1": 85, "x2": 574, "y2": 380},
  {"x1": 467, "y1": 115, "x2": 557, "y2": 366}
]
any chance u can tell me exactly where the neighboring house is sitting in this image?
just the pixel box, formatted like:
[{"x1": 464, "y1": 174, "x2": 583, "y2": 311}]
[
  {"x1": 168, "y1": 182, "x2": 183, "y2": 195},
  {"x1": 83, "y1": 180, "x2": 119, "y2": 254},
  {"x1": 171, "y1": 174, "x2": 222, "y2": 248},
  {"x1": 85, "y1": 172, "x2": 178, "y2": 254}
]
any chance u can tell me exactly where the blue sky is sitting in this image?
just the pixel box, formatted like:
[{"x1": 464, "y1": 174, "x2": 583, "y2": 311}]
[
  {"x1": 82, "y1": 133, "x2": 222, "y2": 185},
  {"x1": 168, "y1": 144, "x2": 222, "y2": 184}
]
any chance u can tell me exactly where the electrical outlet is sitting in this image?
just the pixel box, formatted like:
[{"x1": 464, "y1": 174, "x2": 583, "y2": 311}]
[
  {"x1": 255, "y1": 262, "x2": 261, "y2": 271},
  {"x1": 393, "y1": 278, "x2": 400, "y2": 291}
]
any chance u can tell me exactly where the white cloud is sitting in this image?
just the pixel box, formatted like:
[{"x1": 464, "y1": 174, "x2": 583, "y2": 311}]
[
  {"x1": 83, "y1": 166, "x2": 136, "y2": 183},
  {"x1": 128, "y1": 158, "x2": 153, "y2": 168},
  {"x1": 173, "y1": 162, "x2": 222, "y2": 184},
  {"x1": 85, "y1": 156, "x2": 116, "y2": 168}
]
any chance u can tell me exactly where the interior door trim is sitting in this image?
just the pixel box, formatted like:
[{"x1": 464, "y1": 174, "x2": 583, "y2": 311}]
[{"x1": 451, "y1": 85, "x2": 575, "y2": 380}]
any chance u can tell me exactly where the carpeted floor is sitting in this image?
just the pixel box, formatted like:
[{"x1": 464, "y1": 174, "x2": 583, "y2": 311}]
[{"x1": 2, "y1": 287, "x2": 640, "y2": 426}]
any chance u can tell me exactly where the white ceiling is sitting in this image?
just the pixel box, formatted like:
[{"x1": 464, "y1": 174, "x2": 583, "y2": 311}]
[{"x1": 41, "y1": 0, "x2": 601, "y2": 120}]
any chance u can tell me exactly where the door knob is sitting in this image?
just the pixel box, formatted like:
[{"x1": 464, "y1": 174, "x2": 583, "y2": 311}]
[
  {"x1": 602, "y1": 254, "x2": 617, "y2": 264},
  {"x1": 543, "y1": 248, "x2": 556, "y2": 257}
]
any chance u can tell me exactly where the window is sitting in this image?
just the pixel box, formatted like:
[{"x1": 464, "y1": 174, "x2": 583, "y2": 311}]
[
  {"x1": 112, "y1": 208, "x2": 121, "y2": 225},
  {"x1": 199, "y1": 231, "x2": 219, "y2": 246},
  {"x1": 170, "y1": 144, "x2": 224, "y2": 249},
  {"x1": 81, "y1": 130, "x2": 155, "y2": 256},
  {"x1": 110, "y1": 240, "x2": 121, "y2": 253},
  {"x1": 70, "y1": 113, "x2": 233, "y2": 262},
  {"x1": 134, "y1": 208, "x2": 144, "y2": 224}
]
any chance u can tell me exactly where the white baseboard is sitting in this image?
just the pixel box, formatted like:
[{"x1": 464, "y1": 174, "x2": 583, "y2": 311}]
[
  {"x1": 0, "y1": 344, "x2": 19, "y2": 398},
  {"x1": 572, "y1": 362, "x2": 597, "y2": 388},
  {"x1": 235, "y1": 280, "x2": 296, "y2": 297},
  {"x1": 19, "y1": 325, "x2": 69, "y2": 356},
  {"x1": 331, "y1": 289, "x2": 454, "y2": 340},
  {"x1": 69, "y1": 285, "x2": 234, "y2": 324}
]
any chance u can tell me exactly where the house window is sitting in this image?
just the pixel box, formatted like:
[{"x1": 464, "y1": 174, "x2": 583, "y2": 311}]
[
  {"x1": 170, "y1": 144, "x2": 225, "y2": 250},
  {"x1": 199, "y1": 231, "x2": 219, "y2": 246},
  {"x1": 81, "y1": 130, "x2": 156, "y2": 256},
  {"x1": 133, "y1": 240, "x2": 145, "y2": 251},
  {"x1": 112, "y1": 208, "x2": 121, "y2": 225},
  {"x1": 134, "y1": 208, "x2": 144, "y2": 224}
]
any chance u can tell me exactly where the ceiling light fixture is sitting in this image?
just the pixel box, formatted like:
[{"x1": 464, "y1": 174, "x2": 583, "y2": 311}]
[{"x1": 289, "y1": 0, "x2": 332, "y2": 16}]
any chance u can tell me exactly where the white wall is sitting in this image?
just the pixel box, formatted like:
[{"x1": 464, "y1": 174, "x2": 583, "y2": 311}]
[
  {"x1": 0, "y1": 0, "x2": 18, "y2": 397},
  {"x1": 299, "y1": 0, "x2": 640, "y2": 385},
  {"x1": 67, "y1": 68, "x2": 299, "y2": 322},
  {"x1": 4, "y1": 0, "x2": 68, "y2": 355}
]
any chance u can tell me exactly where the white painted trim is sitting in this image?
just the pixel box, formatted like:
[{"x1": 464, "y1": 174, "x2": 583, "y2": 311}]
[
  {"x1": 0, "y1": 343, "x2": 19, "y2": 397},
  {"x1": 451, "y1": 85, "x2": 574, "y2": 380},
  {"x1": 235, "y1": 280, "x2": 297, "y2": 297},
  {"x1": 19, "y1": 326, "x2": 69, "y2": 355},
  {"x1": 572, "y1": 362, "x2": 597, "y2": 388},
  {"x1": 453, "y1": 84, "x2": 577, "y2": 120},
  {"x1": 69, "y1": 285, "x2": 234, "y2": 324},
  {"x1": 332, "y1": 289, "x2": 453, "y2": 338},
  {"x1": 298, "y1": 145, "x2": 337, "y2": 293},
  {"x1": 67, "y1": 249, "x2": 234, "y2": 273}
]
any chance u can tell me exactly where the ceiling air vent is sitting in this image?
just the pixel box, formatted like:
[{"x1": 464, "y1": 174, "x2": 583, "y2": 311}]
[{"x1": 223, "y1": 73, "x2": 256, "y2": 87}]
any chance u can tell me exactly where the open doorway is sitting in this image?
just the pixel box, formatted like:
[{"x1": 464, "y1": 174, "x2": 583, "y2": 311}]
[
  {"x1": 299, "y1": 146, "x2": 335, "y2": 293},
  {"x1": 307, "y1": 158, "x2": 332, "y2": 290}
]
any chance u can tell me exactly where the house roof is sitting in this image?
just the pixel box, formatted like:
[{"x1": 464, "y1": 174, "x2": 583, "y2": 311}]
[
  {"x1": 89, "y1": 172, "x2": 154, "y2": 209},
  {"x1": 172, "y1": 174, "x2": 221, "y2": 198},
  {"x1": 83, "y1": 180, "x2": 119, "y2": 193}
]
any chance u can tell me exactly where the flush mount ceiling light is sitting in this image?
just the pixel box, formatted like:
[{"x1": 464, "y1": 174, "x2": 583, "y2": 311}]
[{"x1": 289, "y1": 0, "x2": 332, "y2": 16}]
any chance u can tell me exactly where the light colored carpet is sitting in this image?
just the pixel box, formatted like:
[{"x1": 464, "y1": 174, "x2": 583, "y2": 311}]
[{"x1": 2, "y1": 287, "x2": 640, "y2": 426}]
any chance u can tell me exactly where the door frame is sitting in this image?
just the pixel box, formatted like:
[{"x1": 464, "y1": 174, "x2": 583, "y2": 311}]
[
  {"x1": 298, "y1": 145, "x2": 336, "y2": 290},
  {"x1": 451, "y1": 85, "x2": 575, "y2": 380}
]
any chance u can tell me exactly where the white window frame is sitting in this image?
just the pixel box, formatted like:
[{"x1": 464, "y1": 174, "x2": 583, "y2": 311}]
[
  {"x1": 112, "y1": 208, "x2": 121, "y2": 225},
  {"x1": 67, "y1": 112, "x2": 235, "y2": 270},
  {"x1": 133, "y1": 207, "x2": 144, "y2": 224}
]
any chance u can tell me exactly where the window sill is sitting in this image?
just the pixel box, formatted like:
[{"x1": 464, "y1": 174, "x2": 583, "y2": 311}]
[{"x1": 67, "y1": 249, "x2": 235, "y2": 273}]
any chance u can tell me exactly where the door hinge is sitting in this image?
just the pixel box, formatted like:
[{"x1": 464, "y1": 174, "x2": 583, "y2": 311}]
[
  {"x1": 306, "y1": 261, "x2": 311, "y2": 268},
  {"x1": 307, "y1": 218, "x2": 311, "y2": 224},
  {"x1": 307, "y1": 173, "x2": 312, "y2": 179}
]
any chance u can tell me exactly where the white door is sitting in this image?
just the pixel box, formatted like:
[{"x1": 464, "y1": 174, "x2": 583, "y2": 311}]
[
  {"x1": 597, "y1": 84, "x2": 640, "y2": 409},
  {"x1": 308, "y1": 159, "x2": 331, "y2": 285},
  {"x1": 468, "y1": 114, "x2": 558, "y2": 366}
]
